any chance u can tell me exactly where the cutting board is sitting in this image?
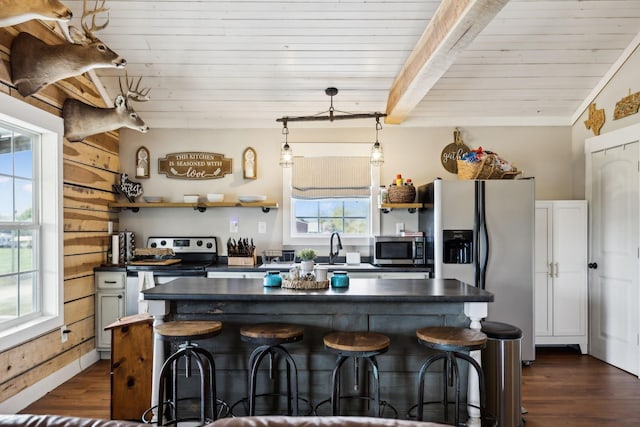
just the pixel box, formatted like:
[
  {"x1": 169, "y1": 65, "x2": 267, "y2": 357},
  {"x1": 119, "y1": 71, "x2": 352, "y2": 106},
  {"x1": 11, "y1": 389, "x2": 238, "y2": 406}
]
[{"x1": 129, "y1": 258, "x2": 182, "y2": 266}]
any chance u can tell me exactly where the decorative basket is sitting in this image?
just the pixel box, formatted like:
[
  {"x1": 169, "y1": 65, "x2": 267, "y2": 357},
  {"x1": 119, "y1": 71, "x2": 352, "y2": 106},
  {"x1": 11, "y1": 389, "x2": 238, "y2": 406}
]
[
  {"x1": 387, "y1": 185, "x2": 416, "y2": 203},
  {"x1": 282, "y1": 279, "x2": 329, "y2": 290},
  {"x1": 457, "y1": 155, "x2": 521, "y2": 180}
]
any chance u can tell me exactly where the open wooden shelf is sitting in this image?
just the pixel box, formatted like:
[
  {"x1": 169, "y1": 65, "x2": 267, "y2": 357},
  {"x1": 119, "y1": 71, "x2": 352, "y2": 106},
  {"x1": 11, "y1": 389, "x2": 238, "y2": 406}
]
[
  {"x1": 109, "y1": 201, "x2": 279, "y2": 213},
  {"x1": 380, "y1": 202, "x2": 423, "y2": 213}
]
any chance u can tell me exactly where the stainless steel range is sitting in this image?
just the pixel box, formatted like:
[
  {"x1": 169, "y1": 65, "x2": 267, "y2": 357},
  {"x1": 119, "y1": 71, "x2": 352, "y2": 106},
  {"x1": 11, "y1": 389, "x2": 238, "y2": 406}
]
[{"x1": 125, "y1": 236, "x2": 218, "y2": 314}]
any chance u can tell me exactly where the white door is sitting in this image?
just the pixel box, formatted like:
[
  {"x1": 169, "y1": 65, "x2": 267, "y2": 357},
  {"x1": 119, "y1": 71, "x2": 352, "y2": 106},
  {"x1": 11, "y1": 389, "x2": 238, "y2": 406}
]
[{"x1": 586, "y1": 125, "x2": 640, "y2": 375}]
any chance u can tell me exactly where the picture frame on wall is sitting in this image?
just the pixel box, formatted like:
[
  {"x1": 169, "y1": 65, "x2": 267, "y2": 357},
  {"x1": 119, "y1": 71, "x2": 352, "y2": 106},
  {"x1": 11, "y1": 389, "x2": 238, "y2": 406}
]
[
  {"x1": 136, "y1": 146, "x2": 150, "y2": 178},
  {"x1": 243, "y1": 147, "x2": 257, "y2": 179}
]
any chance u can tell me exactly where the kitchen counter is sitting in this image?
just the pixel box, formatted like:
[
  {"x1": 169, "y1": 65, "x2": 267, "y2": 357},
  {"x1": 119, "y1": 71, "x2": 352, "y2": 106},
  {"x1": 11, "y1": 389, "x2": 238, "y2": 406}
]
[
  {"x1": 142, "y1": 277, "x2": 491, "y2": 418},
  {"x1": 96, "y1": 262, "x2": 432, "y2": 274}
]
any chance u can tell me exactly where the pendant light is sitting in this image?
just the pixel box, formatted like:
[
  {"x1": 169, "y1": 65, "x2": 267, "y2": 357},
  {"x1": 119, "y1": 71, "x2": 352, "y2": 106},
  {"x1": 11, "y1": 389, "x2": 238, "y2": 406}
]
[
  {"x1": 279, "y1": 120, "x2": 293, "y2": 167},
  {"x1": 370, "y1": 115, "x2": 384, "y2": 166}
]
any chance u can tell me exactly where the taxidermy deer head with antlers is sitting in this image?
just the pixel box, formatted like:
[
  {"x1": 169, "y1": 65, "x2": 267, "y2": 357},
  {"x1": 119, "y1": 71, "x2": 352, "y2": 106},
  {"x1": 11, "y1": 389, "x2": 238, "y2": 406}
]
[
  {"x1": 0, "y1": 0, "x2": 73, "y2": 28},
  {"x1": 63, "y1": 73, "x2": 150, "y2": 142},
  {"x1": 10, "y1": 0, "x2": 126, "y2": 97}
]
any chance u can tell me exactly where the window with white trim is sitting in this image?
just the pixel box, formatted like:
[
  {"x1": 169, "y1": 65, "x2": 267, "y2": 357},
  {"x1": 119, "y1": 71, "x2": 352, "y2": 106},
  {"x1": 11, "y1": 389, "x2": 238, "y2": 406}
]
[
  {"x1": 282, "y1": 143, "x2": 380, "y2": 247},
  {"x1": 0, "y1": 91, "x2": 63, "y2": 352}
]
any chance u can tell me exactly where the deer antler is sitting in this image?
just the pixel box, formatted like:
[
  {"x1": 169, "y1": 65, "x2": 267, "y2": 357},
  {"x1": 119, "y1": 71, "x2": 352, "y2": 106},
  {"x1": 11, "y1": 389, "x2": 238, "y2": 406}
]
[
  {"x1": 119, "y1": 72, "x2": 151, "y2": 102},
  {"x1": 81, "y1": 0, "x2": 110, "y2": 39}
]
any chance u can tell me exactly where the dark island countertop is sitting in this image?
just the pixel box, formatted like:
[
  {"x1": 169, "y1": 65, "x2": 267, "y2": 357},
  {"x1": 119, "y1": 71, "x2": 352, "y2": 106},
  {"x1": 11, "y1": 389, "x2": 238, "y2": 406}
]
[{"x1": 141, "y1": 277, "x2": 493, "y2": 303}]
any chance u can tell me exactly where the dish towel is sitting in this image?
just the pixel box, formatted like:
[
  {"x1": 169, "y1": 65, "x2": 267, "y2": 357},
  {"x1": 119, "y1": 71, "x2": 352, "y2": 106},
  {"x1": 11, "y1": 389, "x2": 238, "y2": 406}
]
[{"x1": 137, "y1": 271, "x2": 155, "y2": 313}]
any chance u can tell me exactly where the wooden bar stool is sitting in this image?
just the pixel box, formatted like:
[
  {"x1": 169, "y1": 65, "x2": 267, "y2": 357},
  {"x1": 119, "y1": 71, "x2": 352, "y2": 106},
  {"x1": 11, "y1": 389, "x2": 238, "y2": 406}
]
[
  {"x1": 232, "y1": 322, "x2": 306, "y2": 416},
  {"x1": 412, "y1": 326, "x2": 488, "y2": 426},
  {"x1": 315, "y1": 331, "x2": 396, "y2": 418},
  {"x1": 154, "y1": 320, "x2": 224, "y2": 426}
]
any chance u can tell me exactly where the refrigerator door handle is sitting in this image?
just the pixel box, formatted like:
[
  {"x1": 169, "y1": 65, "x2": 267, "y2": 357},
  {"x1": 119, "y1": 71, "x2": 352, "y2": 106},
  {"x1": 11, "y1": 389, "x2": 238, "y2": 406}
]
[
  {"x1": 473, "y1": 181, "x2": 481, "y2": 287},
  {"x1": 478, "y1": 181, "x2": 490, "y2": 290}
]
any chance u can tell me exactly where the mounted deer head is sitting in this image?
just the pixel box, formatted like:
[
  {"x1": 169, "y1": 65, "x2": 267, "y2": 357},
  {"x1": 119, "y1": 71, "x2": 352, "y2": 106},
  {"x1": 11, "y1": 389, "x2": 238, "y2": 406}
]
[
  {"x1": 63, "y1": 74, "x2": 150, "y2": 142},
  {"x1": 10, "y1": 0, "x2": 126, "y2": 97},
  {"x1": 0, "y1": 0, "x2": 73, "y2": 28}
]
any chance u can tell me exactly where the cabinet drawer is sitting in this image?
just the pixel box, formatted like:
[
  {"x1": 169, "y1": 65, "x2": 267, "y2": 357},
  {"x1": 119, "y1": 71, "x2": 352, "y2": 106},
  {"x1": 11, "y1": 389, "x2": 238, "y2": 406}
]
[{"x1": 96, "y1": 271, "x2": 126, "y2": 290}]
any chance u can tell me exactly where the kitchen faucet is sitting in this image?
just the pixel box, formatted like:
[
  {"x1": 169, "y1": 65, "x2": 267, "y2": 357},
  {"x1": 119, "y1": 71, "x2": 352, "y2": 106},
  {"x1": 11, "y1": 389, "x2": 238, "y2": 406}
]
[{"x1": 329, "y1": 232, "x2": 343, "y2": 264}]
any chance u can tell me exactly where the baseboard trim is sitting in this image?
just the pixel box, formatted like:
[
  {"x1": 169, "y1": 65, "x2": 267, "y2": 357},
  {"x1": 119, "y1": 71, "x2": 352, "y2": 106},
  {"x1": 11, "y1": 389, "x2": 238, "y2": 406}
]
[{"x1": 0, "y1": 349, "x2": 100, "y2": 413}]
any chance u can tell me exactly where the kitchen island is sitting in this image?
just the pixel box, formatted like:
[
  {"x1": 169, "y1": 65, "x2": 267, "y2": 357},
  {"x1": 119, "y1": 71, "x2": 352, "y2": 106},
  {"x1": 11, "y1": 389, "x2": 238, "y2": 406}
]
[{"x1": 142, "y1": 277, "x2": 492, "y2": 419}]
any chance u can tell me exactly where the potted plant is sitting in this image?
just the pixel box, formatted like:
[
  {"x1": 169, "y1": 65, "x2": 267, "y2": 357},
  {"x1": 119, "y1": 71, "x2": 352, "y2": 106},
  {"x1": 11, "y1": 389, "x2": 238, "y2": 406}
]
[{"x1": 298, "y1": 248, "x2": 317, "y2": 275}]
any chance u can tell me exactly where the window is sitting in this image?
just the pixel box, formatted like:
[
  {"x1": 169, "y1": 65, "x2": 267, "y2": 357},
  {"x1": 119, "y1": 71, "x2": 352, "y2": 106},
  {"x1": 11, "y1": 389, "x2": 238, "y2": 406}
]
[
  {"x1": 293, "y1": 198, "x2": 369, "y2": 234},
  {"x1": 282, "y1": 143, "x2": 380, "y2": 247},
  {"x1": 0, "y1": 91, "x2": 63, "y2": 352}
]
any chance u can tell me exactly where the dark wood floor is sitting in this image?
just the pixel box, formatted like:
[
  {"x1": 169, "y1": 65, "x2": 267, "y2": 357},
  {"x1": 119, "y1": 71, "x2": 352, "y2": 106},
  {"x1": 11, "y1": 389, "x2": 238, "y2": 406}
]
[{"x1": 19, "y1": 347, "x2": 640, "y2": 426}]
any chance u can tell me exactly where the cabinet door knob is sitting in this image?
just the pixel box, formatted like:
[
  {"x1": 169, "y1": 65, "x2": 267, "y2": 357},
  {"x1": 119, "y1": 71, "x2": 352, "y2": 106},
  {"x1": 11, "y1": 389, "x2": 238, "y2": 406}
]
[{"x1": 588, "y1": 262, "x2": 598, "y2": 269}]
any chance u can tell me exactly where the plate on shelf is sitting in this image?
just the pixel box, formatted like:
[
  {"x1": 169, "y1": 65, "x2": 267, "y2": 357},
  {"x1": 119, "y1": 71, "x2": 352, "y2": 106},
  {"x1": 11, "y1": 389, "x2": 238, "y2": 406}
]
[
  {"x1": 143, "y1": 196, "x2": 164, "y2": 203},
  {"x1": 238, "y1": 195, "x2": 267, "y2": 203}
]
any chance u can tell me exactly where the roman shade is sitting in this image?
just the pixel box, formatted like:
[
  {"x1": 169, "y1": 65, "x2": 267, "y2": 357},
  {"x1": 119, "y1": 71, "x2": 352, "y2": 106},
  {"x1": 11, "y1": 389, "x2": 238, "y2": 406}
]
[{"x1": 292, "y1": 156, "x2": 371, "y2": 199}]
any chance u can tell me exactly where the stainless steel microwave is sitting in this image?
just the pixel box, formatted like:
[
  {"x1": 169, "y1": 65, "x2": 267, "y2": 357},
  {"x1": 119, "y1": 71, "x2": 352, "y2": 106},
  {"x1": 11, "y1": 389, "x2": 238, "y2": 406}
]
[{"x1": 372, "y1": 235, "x2": 426, "y2": 266}]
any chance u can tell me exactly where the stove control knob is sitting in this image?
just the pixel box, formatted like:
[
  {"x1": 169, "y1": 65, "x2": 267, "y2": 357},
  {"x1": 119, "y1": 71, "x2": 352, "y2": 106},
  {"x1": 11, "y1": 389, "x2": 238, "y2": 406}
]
[
  {"x1": 206, "y1": 242, "x2": 213, "y2": 249},
  {"x1": 150, "y1": 242, "x2": 157, "y2": 248},
  {"x1": 160, "y1": 240, "x2": 166, "y2": 246},
  {"x1": 196, "y1": 240, "x2": 203, "y2": 246}
]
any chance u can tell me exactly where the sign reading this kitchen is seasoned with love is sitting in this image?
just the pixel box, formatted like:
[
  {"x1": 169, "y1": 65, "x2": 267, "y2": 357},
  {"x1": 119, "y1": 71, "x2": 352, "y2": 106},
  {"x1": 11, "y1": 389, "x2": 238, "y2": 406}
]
[{"x1": 158, "y1": 152, "x2": 232, "y2": 179}]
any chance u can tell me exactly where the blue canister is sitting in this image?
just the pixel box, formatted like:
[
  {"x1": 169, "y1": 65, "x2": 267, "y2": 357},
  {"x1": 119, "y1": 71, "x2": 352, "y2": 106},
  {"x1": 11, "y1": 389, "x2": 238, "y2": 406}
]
[
  {"x1": 331, "y1": 271, "x2": 349, "y2": 288},
  {"x1": 263, "y1": 271, "x2": 282, "y2": 287}
]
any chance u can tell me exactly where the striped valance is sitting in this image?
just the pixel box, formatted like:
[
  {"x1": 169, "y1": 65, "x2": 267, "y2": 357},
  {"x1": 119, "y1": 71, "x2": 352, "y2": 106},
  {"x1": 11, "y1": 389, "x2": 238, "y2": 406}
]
[{"x1": 292, "y1": 156, "x2": 371, "y2": 199}]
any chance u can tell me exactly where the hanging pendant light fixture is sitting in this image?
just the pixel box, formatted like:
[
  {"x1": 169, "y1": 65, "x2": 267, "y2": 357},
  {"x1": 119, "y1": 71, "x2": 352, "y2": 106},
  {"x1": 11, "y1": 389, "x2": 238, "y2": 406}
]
[
  {"x1": 279, "y1": 120, "x2": 293, "y2": 167},
  {"x1": 277, "y1": 88, "x2": 386, "y2": 167},
  {"x1": 370, "y1": 115, "x2": 384, "y2": 166},
  {"x1": 276, "y1": 88, "x2": 386, "y2": 123}
]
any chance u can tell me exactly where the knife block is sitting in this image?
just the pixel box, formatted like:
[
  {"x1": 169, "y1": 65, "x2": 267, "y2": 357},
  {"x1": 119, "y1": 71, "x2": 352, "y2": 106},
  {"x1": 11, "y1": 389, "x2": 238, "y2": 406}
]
[{"x1": 228, "y1": 249, "x2": 257, "y2": 266}]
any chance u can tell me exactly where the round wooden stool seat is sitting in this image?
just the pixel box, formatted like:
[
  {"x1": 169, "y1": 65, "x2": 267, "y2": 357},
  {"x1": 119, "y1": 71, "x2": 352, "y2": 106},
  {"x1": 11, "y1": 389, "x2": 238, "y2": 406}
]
[
  {"x1": 416, "y1": 326, "x2": 487, "y2": 351},
  {"x1": 240, "y1": 322, "x2": 304, "y2": 345},
  {"x1": 324, "y1": 331, "x2": 390, "y2": 354},
  {"x1": 156, "y1": 320, "x2": 222, "y2": 341}
]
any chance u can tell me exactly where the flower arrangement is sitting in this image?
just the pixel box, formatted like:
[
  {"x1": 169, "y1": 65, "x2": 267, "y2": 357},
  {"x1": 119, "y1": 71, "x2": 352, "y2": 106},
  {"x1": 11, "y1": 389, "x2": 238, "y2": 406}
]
[{"x1": 298, "y1": 248, "x2": 317, "y2": 261}]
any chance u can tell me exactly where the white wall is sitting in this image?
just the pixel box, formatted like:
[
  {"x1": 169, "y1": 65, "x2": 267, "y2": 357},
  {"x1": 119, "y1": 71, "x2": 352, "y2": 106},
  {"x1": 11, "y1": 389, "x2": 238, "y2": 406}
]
[
  {"x1": 572, "y1": 44, "x2": 640, "y2": 197},
  {"x1": 120, "y1": 125, "x2": 572, "y2": 254}
]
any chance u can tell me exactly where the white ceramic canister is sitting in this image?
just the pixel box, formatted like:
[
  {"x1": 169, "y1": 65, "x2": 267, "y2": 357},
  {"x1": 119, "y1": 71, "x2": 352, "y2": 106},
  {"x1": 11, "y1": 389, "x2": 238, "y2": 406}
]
[{"x1": 314, "y1": 266, "x2": 328, "y2": 281}]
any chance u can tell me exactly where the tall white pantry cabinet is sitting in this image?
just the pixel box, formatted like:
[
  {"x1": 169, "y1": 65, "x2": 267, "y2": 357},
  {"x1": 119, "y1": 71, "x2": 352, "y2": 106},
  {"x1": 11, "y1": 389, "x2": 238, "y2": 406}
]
[{"x1": 534, "y1": 200, "x2": 588, "y2": 354}]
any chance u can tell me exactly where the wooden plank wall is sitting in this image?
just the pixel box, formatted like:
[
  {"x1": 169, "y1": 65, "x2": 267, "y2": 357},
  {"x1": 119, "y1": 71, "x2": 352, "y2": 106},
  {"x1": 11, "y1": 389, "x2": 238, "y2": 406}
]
[{"x1": 0, "y1": 20, "x2": 120, "y2": 403}]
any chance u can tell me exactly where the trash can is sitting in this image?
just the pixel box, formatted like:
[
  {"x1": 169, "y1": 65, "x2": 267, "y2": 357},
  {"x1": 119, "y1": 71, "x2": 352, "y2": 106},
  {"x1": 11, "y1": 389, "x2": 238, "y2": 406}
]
[{"x1": 481, "y1": 321, "x2": 523, "y2": 427}]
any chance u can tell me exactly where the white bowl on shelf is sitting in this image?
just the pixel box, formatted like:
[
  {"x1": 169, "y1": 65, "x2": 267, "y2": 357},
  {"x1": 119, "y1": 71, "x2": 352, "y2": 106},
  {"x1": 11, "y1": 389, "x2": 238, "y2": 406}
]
[
  {"x1": 238, "y1": 195, "x2": 267, "y2": 203},
  {"x1": 206, "y1": 193, "x2": 224, "y2": 202},
  {"x1": 183, "y1": 194, "x2": 199, "y2": 203},
  {"x1": 143, "y1": 196, "x2": 164, "y2": 203}
]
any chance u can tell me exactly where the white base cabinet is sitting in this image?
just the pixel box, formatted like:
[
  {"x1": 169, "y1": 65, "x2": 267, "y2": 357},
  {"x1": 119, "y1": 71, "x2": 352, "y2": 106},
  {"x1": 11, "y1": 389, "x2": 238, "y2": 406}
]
[
  {"x1": 95, "y1": 271, "x2": 126, "y2": 354},
  {"x1": 535, "y1": 200, "x2": 588, "y2": 353}
]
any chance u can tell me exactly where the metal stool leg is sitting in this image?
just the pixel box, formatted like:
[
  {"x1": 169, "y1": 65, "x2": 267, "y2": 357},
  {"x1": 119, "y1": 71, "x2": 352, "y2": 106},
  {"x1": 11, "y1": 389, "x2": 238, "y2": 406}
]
[
  {"x1": 416, "y1": 352, "x2": 446, "y2": 421},
  {"x1": 330, "y1": 355, "x2": 349, "y2": 415}
]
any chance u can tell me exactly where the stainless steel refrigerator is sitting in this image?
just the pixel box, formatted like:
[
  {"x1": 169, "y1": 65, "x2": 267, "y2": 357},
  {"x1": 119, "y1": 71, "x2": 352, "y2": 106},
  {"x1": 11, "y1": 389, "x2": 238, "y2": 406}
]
[{"x1": 419, "y1": 178, "x2": 535, "y2": 362}]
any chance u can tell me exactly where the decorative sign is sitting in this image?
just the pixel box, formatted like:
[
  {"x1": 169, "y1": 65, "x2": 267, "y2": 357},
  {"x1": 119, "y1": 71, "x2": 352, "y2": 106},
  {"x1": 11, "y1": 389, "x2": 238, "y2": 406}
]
[
  {"x1": 440, "y1": 128, "x2": 470, "y2": 174},
  {"x1": 158, "y1": 152, "x2": 232, "y2": 180},
  {"x1": 614, "y1": 90, "x2": 640, "y2": 120},
  {"x1": 584, "y1": 103, "x2": 605, "y2": 136}
]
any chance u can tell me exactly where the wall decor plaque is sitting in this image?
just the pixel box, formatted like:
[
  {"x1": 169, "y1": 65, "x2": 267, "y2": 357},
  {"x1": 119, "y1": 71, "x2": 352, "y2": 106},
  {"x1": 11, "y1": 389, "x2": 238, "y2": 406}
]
[
  {"x1": 440, "y1": 128, "x2": 470, "y2": 174},
  {"x1": 243, "y1": 147, "x2": 257, "y2": 179},
  {"x1": 158, "y1": 152, "x2": 232, "y2": 180},
  {"x1": 135, "y1": 146, "x2": 150, "y2": 178},
  {"x1": 614, "y1": 90, "x2": 640, "y2": 120}
]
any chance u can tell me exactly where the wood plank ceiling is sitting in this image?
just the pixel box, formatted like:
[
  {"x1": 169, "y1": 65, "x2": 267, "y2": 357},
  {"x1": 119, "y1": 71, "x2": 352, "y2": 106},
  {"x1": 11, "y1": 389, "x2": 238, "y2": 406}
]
[{"x1": 59, "y1": 0, "x2": 640, "y2": 129}]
